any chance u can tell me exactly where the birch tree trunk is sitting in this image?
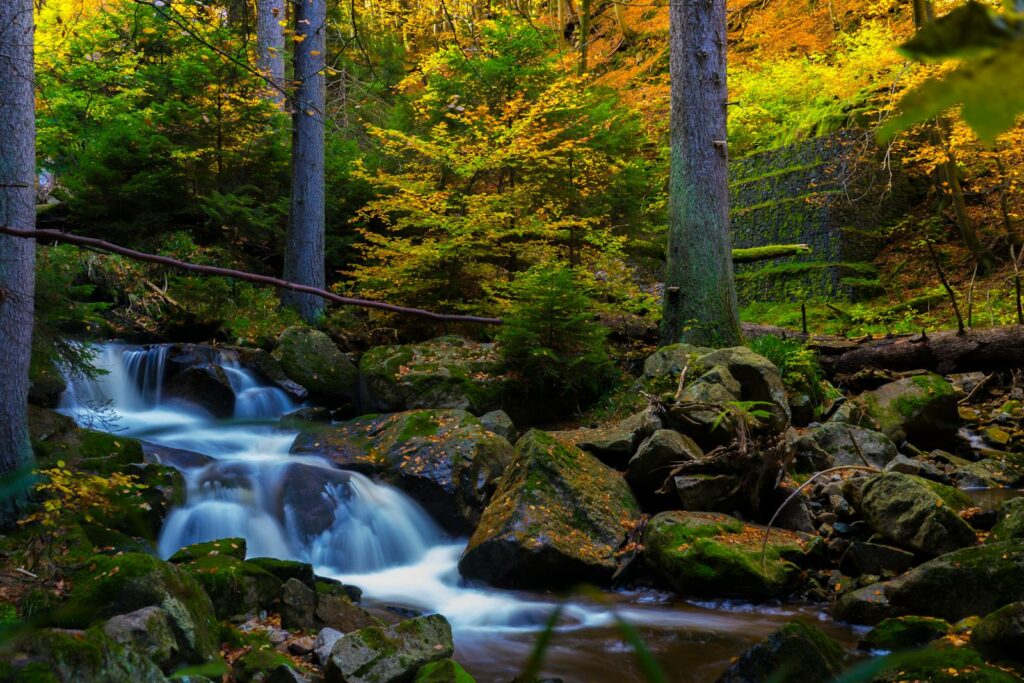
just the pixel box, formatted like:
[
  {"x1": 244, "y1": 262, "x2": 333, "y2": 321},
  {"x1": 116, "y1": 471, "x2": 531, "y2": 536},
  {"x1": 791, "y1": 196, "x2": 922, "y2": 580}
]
[
  {"x1": 661, "y1": 0, "x2": 741, "y2": 347},
  {"x1": 283, "y1": 0, "x2": 327, "y2": 323},
  {"x1": 256, "y1": 0, "x2": 287, "y2": 105},
  {"x1": 0, "y1": 0, "x2": 37, "y2": 522}
]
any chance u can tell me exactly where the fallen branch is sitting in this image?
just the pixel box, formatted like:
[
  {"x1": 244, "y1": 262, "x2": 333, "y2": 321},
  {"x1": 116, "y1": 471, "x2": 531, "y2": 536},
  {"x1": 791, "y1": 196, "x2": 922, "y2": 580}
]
[{"x1": 0, "y1": 226, "x2": 503, "y2": 325}]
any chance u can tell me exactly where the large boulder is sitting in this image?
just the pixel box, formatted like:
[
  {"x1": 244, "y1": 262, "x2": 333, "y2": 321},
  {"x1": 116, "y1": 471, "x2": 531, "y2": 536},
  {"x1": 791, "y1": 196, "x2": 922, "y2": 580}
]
[
  {"x1": 164, "y1": 364, "x2": 236, "y2": 418},
  {"x1": 274, "y1": 326, "x2": 358, "y2": 407},
  {"x1": 291, "y1": 410, "x2": 513, "y2": 533},
  {"x1": 991, "y1": 497, "x2": 1024, "y2": 542},
  {"x1": 0, "y1": 628, "x2": 169, "y2": 682},
  {"x1": 695, "y1": 346, "x2": 791, "y2": 432},
  {"x1": 859, "y1": 472, "x2": 976, "y2": 556},
  {"x1": 626, "y1": 429, "x2": 702, "y2": 503},
  {"x1": 835, "y1": 540, "x2": 1024, "y2": 624},
  {"x1": 173, "y1": 540, "x2": 282, "y2": 620},
  {"x1": 562, "y1": 407, "x2": 662, "y2": 468},
  {"x1": 102, "y1": 606, "x2": 181, "y2": 670},
  {"x1": 358, "y1": 336, "x2": 515, "y2": 416},
  {"x1": 859, "y1": 616, "x2": 951, "y2": 651},
  {"x1": 971, "y1": 601, "x2": 1024, "y2": 663},
  {"x1": 278, "y1": 462, "x2": 356, "y2": 539},
  {"x1": 324, "y1": 614, "x2": 454, "y2": 683},
  {"x1": 458, "y1": 430, "x2": 640, "y2": 589},
  {"x1": 671, "y1": 368, "x2": 743, "y2": 450},
  {"x1": 715, "y1": 620, "x2": 845, "y2": 683},
  {"x1": 792, "y1": 423, "x2": 898, "y2": 472},
  {"x1": 867, "y1": 643, "x2": 1020, "y2": 682},
  {"x1": 644, "y1": 511, "x2": 808, "y2": 599},
  {"x1": 861, "y1": 373, "x2": 959, "y2": 448},
  {"x1": 952, "y1": 450, "x2": 1024, "y2": 489}
]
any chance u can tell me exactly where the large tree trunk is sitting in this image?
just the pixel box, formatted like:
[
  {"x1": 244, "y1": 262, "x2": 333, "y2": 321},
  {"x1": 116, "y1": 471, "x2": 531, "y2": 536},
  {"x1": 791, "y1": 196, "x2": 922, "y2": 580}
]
[
  {"x1": 256, "y1": 0, "x2": 286, "y2": 106},
  {"x1": 0, "y1": 0, "x2": 37, "y2": 523},
  {"x1": 283, "y1": 0, "x2": 327, "y2": 323},
  {"x1": 661, "y1": 0, "x2": 741, "y2": 348}
]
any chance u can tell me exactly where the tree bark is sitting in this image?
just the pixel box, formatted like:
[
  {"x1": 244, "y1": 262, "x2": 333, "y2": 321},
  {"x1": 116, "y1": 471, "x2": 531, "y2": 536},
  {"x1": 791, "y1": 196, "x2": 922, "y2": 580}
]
[
  {"x1": 283, "y1": 0, "x2": 327, "y2": 323},
  {"x1": 256, "y1": 0, "x2": 287, "y2": 106},
  {"x1": 0, "y1": 0, "x2": 37, "y2": 523},
  {"x1": 662, "y1": 0, "x2": 741, "y2": 347}
]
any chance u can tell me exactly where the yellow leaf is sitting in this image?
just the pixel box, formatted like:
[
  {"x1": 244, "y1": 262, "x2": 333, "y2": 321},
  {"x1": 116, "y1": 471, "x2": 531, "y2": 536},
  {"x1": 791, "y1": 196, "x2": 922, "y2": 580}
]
[{"x1": 142, "y1": 27, "x2": 156, "y2": 35}]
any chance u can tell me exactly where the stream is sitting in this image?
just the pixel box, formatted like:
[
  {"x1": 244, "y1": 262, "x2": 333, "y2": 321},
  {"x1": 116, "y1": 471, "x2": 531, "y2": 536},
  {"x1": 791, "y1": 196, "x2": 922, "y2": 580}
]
[{"x1": 59, "y1": 342, "x2": 861, "y2": 682}]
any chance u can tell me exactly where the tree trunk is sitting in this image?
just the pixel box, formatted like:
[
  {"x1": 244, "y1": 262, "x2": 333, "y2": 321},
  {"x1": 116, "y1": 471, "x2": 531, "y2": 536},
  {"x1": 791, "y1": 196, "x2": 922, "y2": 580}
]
[
  {"x1": 0, "y1": 0, "x2": 37, "y2": 524},
  {"x1": 662, "y1": 0, "x2": 741, "y2": 347},
  {"x1": 256, "y1": 0, "x2": 287, "y2": 106},
  {"x1": 577, "y1": 0, "x2": 590, "y2": 75},
  {"x1": 283, "y1": 0, "x2": 327, "y2": 323},
  {"x1": 226, "y1": 0, "x2": 250, "y2": 33}
]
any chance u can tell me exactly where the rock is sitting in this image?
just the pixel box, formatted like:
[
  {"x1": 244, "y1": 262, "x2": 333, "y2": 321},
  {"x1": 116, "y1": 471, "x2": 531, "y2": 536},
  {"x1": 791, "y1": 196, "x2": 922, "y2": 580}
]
[
  {"x1": 180, "y1": 554, "x2": 282, "y2": 620},
  {"x1": 991, "y1": 498, "x2": 1024, "y2": 542},
  {"x1": 281, "y1": 578, "x2": 318, "y2": 631},
  {"x1": 414, "y1": 659, "x2": 476, "y2": 682},
  {"x1": 235, "y1": 346, "x2": 309, "y2": 401},
  {"x1": 143, "y1": 442, "x2": 214, "y2": 469},
  {"x1": 839, "y1": 542, "x2": 915, "y2": 577},
  {"x1": 281, "y1": 406, "x2": 334, "y2": 427},
  {"x1": 314, "y1": 627, "x2": 345, "y2": 665},
  {"x1": 324, "y1": 614, "x2": 454, "y2": 683},
  {"x1": 641, "y1": 343, "x2": 712, "y2": 383},
  {"x1": 789, "y1": 392, "x2": 816, "y2": 428},
  {"x1": 28, "y1": 409, "x2": 144, "y2": 474},
  {"x1": 292, "y1": 410, "x2": 513, "y2": 534},
  {"x1": 861, "y1": 373, "x2": 959, "y2": 448},
  {"x1": 971, "y1": 601, "x2": 1024, "y2": 662},
  {"x1": 866, "y1": 643, "x2": 1019, "y2": 682},
  {"x1": 673, "y1": 474, "x2": 739, "y2": 513},
  {"x1": 671, "y1": 371, "x2": 742, "y2": 450},
  {"x1": 835, "y1": 540, "x2": 1024, "y2": 624},
  {"x1": 358, "y1": 336, "x2": 514, "y2": 416},
  {"x1": 234, "y1": 645, "x2": 301, "y2": 683},
  {"x1": 278, "y1": 462, "x2": 355, "y2": 539},
  {"x1": 61, "y1": 552, "x2": 219, "y2": 663},
  {"x1": 644, "y1": 511, "x2": 808, "y2": 599},
  {"x1": 792, "y1": 423, "x2": 898, "y2": 472},
  {"x1": 102, "y1": 606, "x2": 180, "y2": 669},
  {"x1": 574, "y1": 407, "x2": 662, "y2": 468},
  {"x1": 0, "y1": 628, "x2": 169, "y2": 682},
  {"x1": 859, "y1": 472, "x2": 976, "y2": 556},
  {"x1": 266, "y1": 666, "x2": 310, "y2": 683},
  {"x1": 458, "y1": 430, "x2": 640, "y2": 589},
  {"x1": 479, "y1": 410, "x2": 516, "y2": 442},
  {"x1": 626, "y1": 429, "x2": 702, "y2": 502},
  {"x1": 884, "y1": 454, "x2": 948, "y2": 482},
  {"x1": 274, "y1": 326, "x2": 358, "y2": 407},
  {"x1": 859, "y1": 616, "x2": 951, "y2": 651},
  {"x1": 29, "y1": 355, "x2": 67, "y2": 408},
  {"x1": 169, "y1": 537, "x2": 248, "y2": 563},
  {"x1": 164, "y1": 365, "x2": 236, "y2": 418},
  {"x1": 246, "y1": 558, "x2": 316, "y2": 590},
  {"x1": 289, "y1": 636, "x2": 316, "y2": 656},
  {"x1": 315, "y1": 593, "x2": 380, "y2": 633},
  {"x1": 714, "y1": 620, "x2": 845, "y2": 683},
  {"x1": 952, "y1": 450, "x2": 1024, "y2": 489},
  {"x1": 696, "y1": 346, "x2": 791, "y2": 432}
]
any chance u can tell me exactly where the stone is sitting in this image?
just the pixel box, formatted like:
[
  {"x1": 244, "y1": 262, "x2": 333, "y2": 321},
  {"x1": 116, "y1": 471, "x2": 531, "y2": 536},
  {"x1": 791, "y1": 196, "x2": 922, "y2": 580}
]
[
  {"x1": 324, "y1": 614, "x2": 454, "y2": 683},
  {"x1": 792, "y1": 423, "x2": 898, "y2": 472},
  {"x1": 169, "y1": 537, "x2": 248, "y2": 563},
  {"x1": 952, "y1": 450, "x2": 1024, "y2": 489},
  {"x1": 233, "y1": 645, "x2": 299, "y2": 683},
  {"x1": 714, "y1": 620, "x2": 845, "y2": 683},
  {"x1": 644, "y1": 511, "x2": 808, "y2": 599},
  {"x1": 458, "y1": 430, "x2": 640, "y2": 589},
  {"x1": 859, "y1": 616, "x2": 951, "y2": 651},
  {"x1": 479, "y1": 410, "x2": 516, "y2": 442},
  {"x1": 278, "y1": 462, "x2": 356, "y2": 539},
  {"x1": 641, "y1": 343, "x2": 712, "y2": 383},
  {"x1": 991, "y1": 497, "x2": 1024, "y2": 542},
  {"x1": 289, "y1": 636, "x2": 316, "y2": 656},
  {"x1": 971, "y1": 601, "x2": 1024, "y2": 663},
  {"x1": 102, "y1": 606, "x2": 179, "y2": 669},
  {"x1": 835, "y1": 540, "x2": 1024, "y2": 624},
  {"x1": 274, "y1": 326, "x2": 358, "y2": 407},
  {"x1": 234, "y1": 346, "x2": 310, "y2": 401},
  {"x1": 315, "y1": 593, "x2": 380, "y2": 633},
  {"x1": 696, "y1": 346, "x2": 792, "y2": 432},
  {"x1": 839, "y1": 542, "x2": 915, "y2": 577},
  {"x1": 861, "y1": 373, "x2": 959, "y2": 448},
  {"x1": 281, "y1": 578, "x2": 318, "y2": 631},
  {"x1": 29, "y1": 355, "x2": 67, "y2": 408},
  {"x1": 164, "y1": 365, "x2": 236, "y2": 418},
  {"x1": 0, "y1": 628, "x2": 169, "y2": 682},
  {"x1": 626, "y1": 429, "x2": 702, "y2": 501},
  {"x1": 671, "y1": 373, "x2": 742, "y2": 450},
  {"x1": 866, "y1": 643, "x2": 1019, "y2": 682},
  {"x1": 574, "y1": 407, "x2": 662, "y2": 468},
  {"x1": 673, "y1": 474, "x2": 739, "y2": 513},
  {"x1": 414, "y1": 659, "x2": 476, "y2": 682},
  {"x1": 859, "y1": 472, "x2": 976, "y2": 556},
  {"x1": 314, "y1": 627, "x2": 345, "y2": 666},
  {"x1": 884, "y1": 454, "x2": 947, "y2": 482},
  {"x1": 180, "y1": 554, "x2": 282, "y2": 620},
  {"x1": 246, "y1": 557, "x2": 316, "y2": 590}
]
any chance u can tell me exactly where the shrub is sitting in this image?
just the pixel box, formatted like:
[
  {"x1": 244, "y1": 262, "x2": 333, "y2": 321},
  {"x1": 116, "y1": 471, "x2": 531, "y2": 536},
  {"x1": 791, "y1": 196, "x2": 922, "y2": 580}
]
[{"x1": 748, "y1": 334, "x2": 825, "y2": 405}]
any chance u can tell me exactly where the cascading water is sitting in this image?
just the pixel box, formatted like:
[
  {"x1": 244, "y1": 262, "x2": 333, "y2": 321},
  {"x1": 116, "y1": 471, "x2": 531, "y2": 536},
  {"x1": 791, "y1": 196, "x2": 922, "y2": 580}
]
[{"x1": 59, "y1": 342, "x2": 857, "y2": 682}]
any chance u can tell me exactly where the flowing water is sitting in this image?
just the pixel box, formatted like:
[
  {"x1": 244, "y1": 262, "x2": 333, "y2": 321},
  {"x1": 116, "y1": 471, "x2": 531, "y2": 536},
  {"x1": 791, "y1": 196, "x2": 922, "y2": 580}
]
[{"x1": 60, "y1": 343, "x2": 860, "y2": 682}]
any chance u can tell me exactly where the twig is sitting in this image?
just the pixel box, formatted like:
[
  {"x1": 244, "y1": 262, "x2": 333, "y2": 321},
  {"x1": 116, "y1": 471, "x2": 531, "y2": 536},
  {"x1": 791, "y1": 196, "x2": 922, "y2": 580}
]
[
  {"x1": 925, "y1": 240, "x2": 965, "y2": 335},
  {"x1": 967, "y1": 263, "x2": 978, "y2": 329},
  {"x1": 846, "y1": 428, "x2": 873, "y2": 469},
  {"x1": 1012, "y1": 245, "x2": 1023, "y2": 326},
  {"x1": 958, "y1": 372, "x2": 995, "y2": 405},
  {"x1": 14, "y1": 567, "x2": 38, "y2": 580}
]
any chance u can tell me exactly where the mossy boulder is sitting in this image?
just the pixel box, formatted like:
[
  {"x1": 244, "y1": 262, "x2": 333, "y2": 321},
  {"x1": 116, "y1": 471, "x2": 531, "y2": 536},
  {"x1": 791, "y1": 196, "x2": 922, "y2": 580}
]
[
  {"x1": 836, "y1": 540, "x2": 1024, "y2": 624},
  {"x1": 991, "y1": 498, "x2": 1024, "y2": 542},
  {"x1": 169, "y1": 537, "x2": 248, "y2": 563},
  {"x1": 414, "y1": 659, "x2": 476, "y2": 682},
  {"x1": 247, "y1": 557, "x2": 316, "y2": 589},
  {"x1": 180, "y1": 554, "x2": 282, "y2": 620},
  {"x1": 29, "y1": 354, "x2": 67, "y2": 409},
  {"x1": 458, "y1": 430, "x2": 640, "y2": 589},
  {"x1": 861, "y1": 373, "x2": 959, "y2": 448},
  {"x1": 696, "y1": 346, "x2": 792, "y2": 433},
  {"x1": 859, "y1": 616, "x2": 952, "y2": 651},
  {"x1": 102, "y1": 606, "x2": 180, "y2": 670},
  {"x1": 671, "y1": 370, "x2": 742, "y2": 450},
  {"x1": 233, "y1": 644, "x2": 300, "y2": 683},
  {"x1": 570, "y1": 407, "x2": 663, "y2": 468},
  {"x1": 291, "y1": 410, "x2": 513, "y2": 533},
  {"x1": 859, "y1": 472, "x2": 977, "y2": 556},
  {"x1": 714, "y1": 620, "x2": 846, "y2": 683},
  {"x1": 792, "y1": 423, "x2": 898, "y2": 472},
  {"x1": 972, "y1": 601, "x2": 1024, "y2": 663},
  {"x1": 274, "y1": 326, "x2": 358, "y2": 407},
  {"x1": 28, "y1": 407, "x2": 145, "y2": 474},
  {"x1": 0, "y1": 627, "x2": 169, "y2": 682},
  {"x1": 87, "y1": 463, "x2": 185, "y2": 544},
  {"x1": 644, "y1": 511, "x2": 808, "y2": 599},
  {"x1": 358, "y1": 336, "x2": 516, "y2": 416},
  {"x1": 324, "y1": 614, "x2": 454, "y2": 683},
  {"x1": 60, "y1": 552, "x2": 219, "y2": 664},
  {"x1": 866, "y1": 643, "x2": 1020, "y2": 682},
  {"x1": 641, "y1": 343, "x2": 713, "y2": 385},
  {"x1": 953, "y1": 450, "x2": 1024, "y2": 489}
]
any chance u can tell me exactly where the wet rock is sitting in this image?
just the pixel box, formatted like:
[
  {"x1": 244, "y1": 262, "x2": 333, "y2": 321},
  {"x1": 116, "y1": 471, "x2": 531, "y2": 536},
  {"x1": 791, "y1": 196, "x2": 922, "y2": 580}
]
[
  {"x1": 859, "y1": 616, "x2": 951, "y2": 651},
  {"x1": 479, "y1": 410, "x2": 516, "y2": 442},
  {"x1": 414, "y1": 658, "x2": 476, "y2": 682},
  {"x1": 715, "y1": 620, "x2": 845, "y2": 683},
  {"x1": 792, "y1": 423, "x2": 898, "y2": 472},
  {"x1": 673, "y1": 474, "x2": 739, "y2": 513},
  {"x1": 323, "y1": 614, "x2": 454, "y2": 683},
  {"x1": 314, "y1": 627, "x2": 344, "y2": 665},
  {"x1": 859, "y1": 472, "x2": 976, "y2": 556},
  {"x1": 626, "y1": 429, "x2": 702, "y2": 502},
  {"x1": 0, "y1": 627, "x2": 170, "y2": 682},
  {"x1": 839, "y1": 542, "x2": 915, "y2": 577},
  {"x1": 359, "y1": 336, "x2": 514, "y2": 416},
  {"x1": 991, "y1": 497, "x2": 1024, "y2": 542},
  {"x1": 644, "y1": 511, "x2": 808, "y2": 599},
  {"x1": 274, "y1": 326, "x2": 358, "y2": 407},
  {"x1": 696, "y1": 346, "x2": 791, "y2": 433},
  {"x1": 143, "y1": 442, "x2": 214, "y2": 469},
  {"x1": 458, "y1": 430, "x2": 640, "y2": 589},
  {"x1": 246, "y1": 558, "x2": 316, "y2": 590},
  {"x1": 180, "y1": 554, "x2": 282, "y2": 620},
  {"x1": 574, "y1": 407, "x2": 662, "y2": 468},
  {"x1": 278, "y1": 462, "x2": 354, "y2": 539},
  {"x1": 971, "y1": 601, "x2": 1024, "y2": 663},
  {"x1": 861, "y1": 373, "x2": 959, "y2": 448},
  {"x1": 281, "y1": 406, "x2": 333, "y2": 427},
  {"x1": 235, "y1": 346, "x2": 309, "y2": 401},
  {"x1": 164, "y1": 364, "x2": 236, "y2": 418},
  {"x1": 103, "y1": 606, "x2": 179, "y2": 669},
  {"x1": 281, "y1": 578, "x2": 318, "y2": 631},
  {"x1": 315, "y1": 593, "x2": 380, "y2": 633},
  {"x1": 234, "y1": 645, "x2": 301, "y2": 683},
  {"x1": 835, "y1": 540, "x2": 1024, "y2": 624}
]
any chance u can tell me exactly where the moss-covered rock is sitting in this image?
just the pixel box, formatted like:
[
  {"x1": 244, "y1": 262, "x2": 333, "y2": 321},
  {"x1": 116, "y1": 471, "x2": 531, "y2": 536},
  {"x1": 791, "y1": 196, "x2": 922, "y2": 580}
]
[
  {"x1": 169, "y1": 538, "x2": 248, "y2": 563},
  {"x1": 0, "y1": 627, "x2": 169, "y2": 683},
  {"x1": 414, "y1": 659, "x2": 476, "y2": 683},
  {"x1": 102, "y1": 606, "x2": 180, "y2": 669},
  {"x1": 972, "y1": 601, "x2": 1024, "y2": 663},
  {"x1": 626, "y1": 429, "x2": 702, "y2": 504},
  {"x1": 292, "y1": 409, "x2": 513, "y2": 533},
  {"x1": 60, "y1": 552, "x2": 219, "y2": 664},
  {"x1": 28, "y1": 406, "x2": 145, "y2": 474},
  {"x1": 569, "y1": 408, "x2": 662, "y2": 468},
  {"x1": 324, "y1": 614, "x2": 454, "y2": 683},
  {"x1": 835, "y1": 540, "x2": 1024, "y2": 624},
  {"x1": 861, "y1": 373, "x2": 959, "y2": 448},
  {"x1": 715, "y1": 620, "x2": 846, "y2": 683},
  {"x1": 792, "y1": 423, "x2": 898, "y2": 472},
  {"x1": 458, "y1": 430, "x2": 640, "y2": 589},
  {"x1": 233, "y1": 644, "x2": 299, "y2": 683},
  {"x1": 644, "y1": 510, "x2": 808, "y2": 599},
  {"x1": 696, "y1": 346, "x2": 792, "y2": 433},
  {"x1": 180, "y1": 554, "x2": 282, "y2": 620},
  {"x1": 859, "y1": 616, "x2": 951, "y2": 651},
  {"x1": 991, "y1": 498, "x2": 1024, "y2": 543},
  {"x1": 29, "y1": 354, "x2": 67, "y2": 409},
  {"x1": 246, "y1": 557, "x2": 316, "y2": 589},
  {"x1": 953, "y1": 450, "x2": 1024, "y2": 489},
  {"x1": 859, "y1": 472, "x2": 977, "y2": 556},
  {"x1": 315, "y1": 592, "x2": 381, "y2": 634},
  {"x1": 273, "y1": 326, "x2": 357, "y2": 407},
  {"x1": 866, "y1": 643, "x2": 1019, "y2": 682}
]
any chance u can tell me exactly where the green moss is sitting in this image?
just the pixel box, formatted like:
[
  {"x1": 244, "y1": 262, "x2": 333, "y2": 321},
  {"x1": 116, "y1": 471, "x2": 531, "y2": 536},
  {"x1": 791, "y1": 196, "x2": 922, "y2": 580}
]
[
  {"x1": 869, "y1": 644, "x2": 1019, "y2": 682},
  {"x1": 181, "y1": 554, "x2": 281, "y2": 618},
  {"x1": 414, "y1": 659, "x2": 477, "y2": 683},
  {"x1": 169, "y1": 538, "x2": 247, "y2": 563},
  {"x1": 234, "y1": 645, "x2": 296, "y2": 683},
  {"x1": 861, "y1": 616, "x2": 952, "y2": 651},
  {"x1": 397, "y1": 411, "x2": 444, "y2": 441}
]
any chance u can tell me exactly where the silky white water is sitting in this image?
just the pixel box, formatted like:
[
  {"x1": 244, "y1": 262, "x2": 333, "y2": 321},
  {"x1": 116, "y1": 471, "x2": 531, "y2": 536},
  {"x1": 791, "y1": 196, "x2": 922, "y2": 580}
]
[{"x1": 59, "y1": 342, "x2": 853, "y2": 681}]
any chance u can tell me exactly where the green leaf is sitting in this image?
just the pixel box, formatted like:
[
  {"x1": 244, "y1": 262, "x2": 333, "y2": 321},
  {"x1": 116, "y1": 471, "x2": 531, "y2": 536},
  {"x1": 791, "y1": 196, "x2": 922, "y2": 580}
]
[{"x1": 899, "y1": 2, "x2": 1017, "y2": 61}]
